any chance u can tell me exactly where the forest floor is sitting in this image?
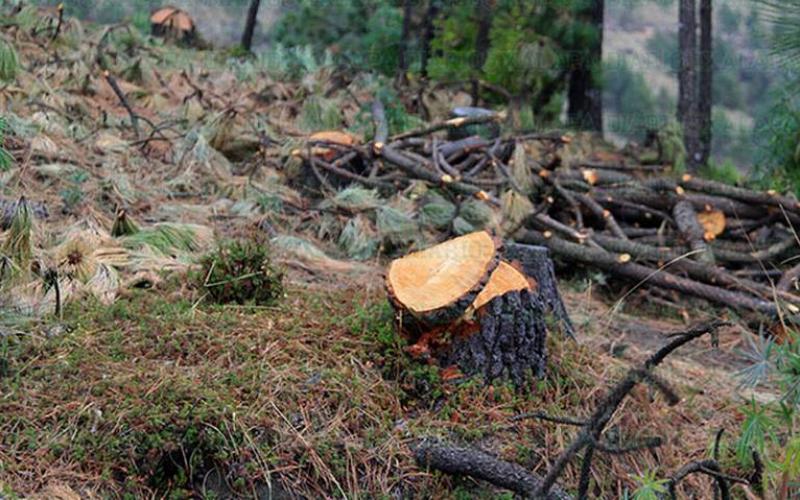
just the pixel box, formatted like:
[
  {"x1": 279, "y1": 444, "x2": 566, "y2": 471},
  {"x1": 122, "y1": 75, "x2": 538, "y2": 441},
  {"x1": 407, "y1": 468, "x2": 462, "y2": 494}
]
[
  {"x1": 0, "y1": 10, "x2": 783, "y2": 499},
  {"x1": 1, "y1": 259, "x2": 768, "y2": 498}
]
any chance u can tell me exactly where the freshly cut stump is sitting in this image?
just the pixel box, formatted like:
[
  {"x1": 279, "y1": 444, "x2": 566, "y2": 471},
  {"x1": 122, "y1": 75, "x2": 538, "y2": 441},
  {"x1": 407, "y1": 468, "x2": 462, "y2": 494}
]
[
  {"x1": 387, "y1": 234, "x2": 572, "y2": 388},
  {"x1": 387, "y1": 231, "x2": 500, "y2": 326}
]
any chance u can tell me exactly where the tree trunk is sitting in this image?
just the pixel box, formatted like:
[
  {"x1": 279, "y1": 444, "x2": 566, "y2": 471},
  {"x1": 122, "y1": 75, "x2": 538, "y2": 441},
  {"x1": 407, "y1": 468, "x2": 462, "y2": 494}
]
[
  {"x1": 240, "y1": 0, "x2": 261, "y2": 52},
  {"x1": 420, "y1": 0, "x2": 439, "y2": 79},
  {"x1": 698, "y1": 0, "x2": 713, "y2": 166},
  {"x1": 397, "y1": 0, "x2": 414, "y2": 81},
  {"x1": 567, "y1": 0, "x2": 604, "y2": 132},
  {"x1": 678, "y1": 0, "x2": 700, "y2": 171},
  {"x1": 471, "y1": 0, "x2": 494, "y2": 104}
]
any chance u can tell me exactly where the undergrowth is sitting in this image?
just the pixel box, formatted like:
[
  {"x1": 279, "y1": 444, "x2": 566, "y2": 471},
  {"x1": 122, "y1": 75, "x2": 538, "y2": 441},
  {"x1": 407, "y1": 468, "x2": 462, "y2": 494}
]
[{"x1": 0, "y1": 284, "x2": 746, "y2": 498}]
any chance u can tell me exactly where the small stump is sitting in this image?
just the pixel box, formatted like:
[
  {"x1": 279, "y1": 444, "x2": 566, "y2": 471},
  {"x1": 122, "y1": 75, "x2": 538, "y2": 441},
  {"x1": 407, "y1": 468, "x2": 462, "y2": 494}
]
[{"x1": 386, "y1": 231, "x2": 570, "y2": 388}]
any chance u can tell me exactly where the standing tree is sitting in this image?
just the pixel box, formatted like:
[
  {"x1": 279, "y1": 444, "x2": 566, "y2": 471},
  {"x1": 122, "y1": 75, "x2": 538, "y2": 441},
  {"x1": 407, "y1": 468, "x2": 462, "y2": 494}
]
[
  {"x1": 567, "y1": 0, "x2": 604, "y2": 132},
  {"x1": 472, "y1": 0, "x2": 494, "y2": 104},
  {"x1": 240, "y1": 0, "x2": 262, "y2": 53},
  {"x1": 397, "y1": 0, "x2": 414, "y2": 81},
  {"x1": 698, "y1": 0, "x2": 713, "y2": 166},
  {"x1": 420, "y1": 0, "x2": 439, "y2": 79},
  {"x1": 678, "y1": 0, "x2": 701, "y2": 171}
]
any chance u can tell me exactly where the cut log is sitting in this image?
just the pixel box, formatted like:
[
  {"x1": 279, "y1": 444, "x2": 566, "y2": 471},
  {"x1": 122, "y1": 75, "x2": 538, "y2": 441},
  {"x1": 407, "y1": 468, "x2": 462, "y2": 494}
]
[{"x1": 386, "y1": 231, "x2": 501, "y2": 326}]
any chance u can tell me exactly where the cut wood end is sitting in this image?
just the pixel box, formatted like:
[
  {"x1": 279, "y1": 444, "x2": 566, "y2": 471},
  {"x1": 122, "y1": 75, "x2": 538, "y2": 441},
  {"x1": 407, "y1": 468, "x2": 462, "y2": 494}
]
[
  {"x1": 767, "y1": 189, "x2": 777, "y2": 196},
  {"x1": 788, "y1": 304, "x2": 800, "y2": 314},
  {"x1": 543, "y1": 230, "x2": 553, "y2": 239},
  {"x1": 675, "y1": 186, "x2": 686, "y2": 195},
  {"x1": 373, "y1": 141, "x2": 384, "y2": 154},
  {"x1": 57, "y1": 3, "x2": 64, "y2": 10},
  {"x1": 602, "y1": 209, "x2": 611, "y2": 219},
  {"x1": 681, "y1": 174, "x2": 692, "y2": 182},
  {"x1": 290, "y1": 149, "x2": 302, "y2": 157},
  {"x1": 471, "y1": 261, "x2": 532, "y2": 311},
  {"x1": 538, "y1": 170, "x2": 551, "y2": 178},
  {"x1": 103, "y1": 70, "x2": 110, "y2": 78},
  {"x1": 441, "y1": 174, "x2": 454, "y2": 184},
  {"x1": 582, "y1": 169, "x2": 599, "y2": 185},
  {"x1": 703, "y1": 231, "x2": 716, "y2": 242},
  {"x1": 546, "y1": 196, "x2": 555, "y2": 204},
  {"x1": 475, "y1": 190, "x2": 490, "y2": 201},
  {"x1": 617, "y1": 253, "x2": 631, "y2": 263},
  {"x1": 386, "y1": 231, "x2": 499, "y2": 317},
  {"x1": 561, "y1": 135, "x2": 572, "y2": 143},
  {"x1": 446, "y1": 117, "x2": 467, "y2": 127}
]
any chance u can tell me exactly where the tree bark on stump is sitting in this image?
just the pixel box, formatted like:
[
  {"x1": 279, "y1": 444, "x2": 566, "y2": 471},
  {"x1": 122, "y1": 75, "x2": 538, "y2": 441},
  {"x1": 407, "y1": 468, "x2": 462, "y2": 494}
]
[
  {"x1": 440, "y1": 289, "x2": 548, "y2": 387},
  {"x1": 505, "y1": 242, "x2": 575, "y2": 337},
  {"x1": 386, "y1": 232, "x2": 574, "y2": 388}
]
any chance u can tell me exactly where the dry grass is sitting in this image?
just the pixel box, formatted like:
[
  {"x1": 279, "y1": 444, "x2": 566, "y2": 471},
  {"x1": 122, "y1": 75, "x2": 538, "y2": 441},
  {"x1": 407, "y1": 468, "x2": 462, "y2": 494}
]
[{"x1": 0, "y1": 273, "x2": 752, "y2": 498}]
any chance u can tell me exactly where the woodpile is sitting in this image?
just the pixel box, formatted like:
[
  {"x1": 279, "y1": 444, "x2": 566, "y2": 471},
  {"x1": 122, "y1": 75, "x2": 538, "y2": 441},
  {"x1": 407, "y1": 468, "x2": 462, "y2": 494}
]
[
  {"x1": 386, "y1": 231, "x2": 573, "y2": 387},
  {"x1": 307, "y1": 101, "x2": 800, "y2": 325}
]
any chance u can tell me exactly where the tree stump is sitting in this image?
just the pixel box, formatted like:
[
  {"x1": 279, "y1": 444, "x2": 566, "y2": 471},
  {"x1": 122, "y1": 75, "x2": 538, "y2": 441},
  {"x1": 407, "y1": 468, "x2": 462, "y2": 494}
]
[{"x1": 386, "y1": 231, "x2": 572, "y2": 387}]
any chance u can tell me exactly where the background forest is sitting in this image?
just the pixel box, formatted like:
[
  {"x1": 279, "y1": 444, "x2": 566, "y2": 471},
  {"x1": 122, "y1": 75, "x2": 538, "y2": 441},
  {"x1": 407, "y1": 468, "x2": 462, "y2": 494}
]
[{"x1": 29, "y1": 0, "x2": 800, "y2": 192}]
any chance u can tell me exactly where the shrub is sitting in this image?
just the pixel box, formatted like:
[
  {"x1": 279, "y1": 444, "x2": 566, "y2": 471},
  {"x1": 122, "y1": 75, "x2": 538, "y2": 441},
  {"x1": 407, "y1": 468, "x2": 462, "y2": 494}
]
[{"x1": 195, "y1": 239, "x2": 284, "y2": 306}]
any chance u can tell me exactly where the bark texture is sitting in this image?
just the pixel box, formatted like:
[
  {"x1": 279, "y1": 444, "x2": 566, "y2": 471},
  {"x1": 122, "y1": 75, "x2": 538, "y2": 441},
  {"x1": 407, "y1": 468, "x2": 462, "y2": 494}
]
[
  {"x1": 413, "y1": 439, "x2": 572, "y2": 500},
  {"x1": 504, "y1": 242, "x2": 575, "y2": 337},
  {"x1": 440, "y1": 289, "x2": 548, "y2": 387}
]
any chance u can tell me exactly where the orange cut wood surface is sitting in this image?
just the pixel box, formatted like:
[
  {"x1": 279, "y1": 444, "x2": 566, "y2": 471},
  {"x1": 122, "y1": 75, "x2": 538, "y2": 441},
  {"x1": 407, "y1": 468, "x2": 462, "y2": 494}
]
[
  {"x1": 471, "y1": 261, "x2": 532, "y2": 311},
  {"x1": 309, "y1": 131, "x2": 357, "y2": 160},
  {"x1": 696, "y1": 209, "x2": 725, "y2": 240},
  {"x1": 387, "y1": 231, "x2": 497, "y2": 314}
]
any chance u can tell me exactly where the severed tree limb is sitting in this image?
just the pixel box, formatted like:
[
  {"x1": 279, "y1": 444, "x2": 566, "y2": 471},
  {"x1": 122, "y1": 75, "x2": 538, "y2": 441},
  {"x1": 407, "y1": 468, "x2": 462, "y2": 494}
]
[
  {"x1": 672, "y1": 199, "x2": 714, "y2": 264},
  {"x1": 413, "y1": 438, "x2": 573, "y2": 500},
  {"x1": 534, "y1": 320, "x2": 728, "y2": 498},
  {"x1": 517, "y1": 230, "x2": 786, "y2": 317},
  {"x1": 665, "y1": 459, "x2": 749, "y2": 500},
  {"x1": 574, "y1": 191, "x2": 628, "y2": 240},
  {"x1": 371, "y1": 99, "x2": 389, "y2": 148},
  {"x1": 103, "y1": 70, "x2": 141, "y2": 138},
  {"x1": 390, "y1": 113, "x2": 500, "y2": 141},
  {"x1": 380, "y1": 145, "x2": 498, "y2": 204}
]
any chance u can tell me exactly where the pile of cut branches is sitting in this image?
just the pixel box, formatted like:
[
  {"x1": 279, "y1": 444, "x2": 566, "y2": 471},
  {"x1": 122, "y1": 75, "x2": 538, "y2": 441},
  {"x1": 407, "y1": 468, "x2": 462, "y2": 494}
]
[{"x1": 303, "y1": 102, "x2": 800, "y2": 323}]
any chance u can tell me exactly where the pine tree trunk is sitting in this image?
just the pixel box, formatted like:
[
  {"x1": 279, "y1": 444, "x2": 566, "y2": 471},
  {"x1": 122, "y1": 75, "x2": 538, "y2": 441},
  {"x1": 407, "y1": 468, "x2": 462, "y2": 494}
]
[
  {"x1": 420, "y1": 0, "x2": 439, "y2": 79},
  {"x1": 471, "y1": 0, "x2": 494, "y2": 104},
  {"x1": 397, "y1": 0, "x2": 414, "y2": 80},
  {"x1": 567, "y1": 0, "x2": 604, "y2": 132},
  {"x1": 240, "y1": 0, "x2": 261, "y2": 52},
  {"x1": 698, "y1": 0, "x2": 713, "y2": 166},
  {"x1": 678, "y1": 0, "x2": 700, "y2": 171}
]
